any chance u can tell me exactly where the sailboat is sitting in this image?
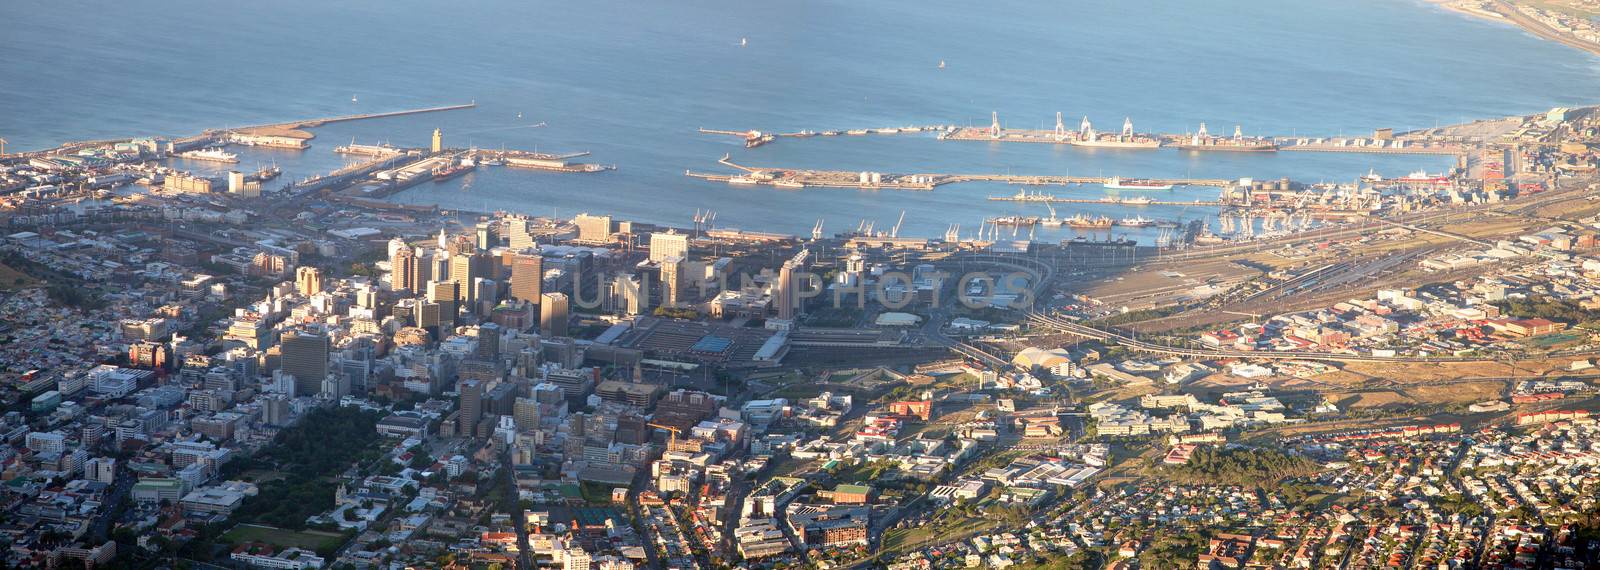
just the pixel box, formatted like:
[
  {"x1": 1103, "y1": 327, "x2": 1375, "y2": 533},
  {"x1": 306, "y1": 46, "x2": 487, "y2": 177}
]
[
  {"x1": 740, "y1": 37, "x2": 748, "y2": 47},
  {"x1": 938, "y1": 60, "x2": 946, "y2": 69},
  {"x1": 351, "y1": 94, "x2": 358, "y2": 103}
]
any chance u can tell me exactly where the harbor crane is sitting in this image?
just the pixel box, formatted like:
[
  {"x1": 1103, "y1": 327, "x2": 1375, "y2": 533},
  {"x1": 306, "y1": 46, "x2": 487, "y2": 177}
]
[
  {"x1": 890, "y1": 210, "x2": 905, "y2": 238},
  {"x1": 811, "y1": 219, "x2": 824, "y2": 241}
]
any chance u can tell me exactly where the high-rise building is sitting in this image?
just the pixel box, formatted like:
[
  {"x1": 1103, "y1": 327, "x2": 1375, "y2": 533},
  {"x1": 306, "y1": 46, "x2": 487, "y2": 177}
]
[
  {"x1": 506, "y1": 216, "x2": 539, "y2": 249},
  {"x1": 660, "y1": 256, "x2": 684, "y2": 308},
  {"x1": 414, "y1": 301, "x2": 443, "y2": 333},
  {"x1": 509, "y1": 252, "x2": 543, "y2": 303},
  {"x1": 450, "y1": 252, "x2": 487, "y2": 306},
  {"x1": 574, "y1": 213, "x2": 613, "y2": 245},
  {"x1": 607, "y1": 273, "x2": 647, "y2": 315},
  {"x1": 280, "y1": 330, "x2": 329, "y2": 397},
  {"x1": 649, "y1": 230, "x2": 689, "y2": 263},
  {"x1": 458, "y1": 379, "x2": 484, "y2": 438},
  {"x1": 473, "y1": 278, "x2": 498, "y2": 316},
  {"x1": 296, "y1": 266, "x2": 322, "y2": 297},
  {"x1": 775, "y1": 249, "x2": 810, "y2": 321},
  {"x1": 513, "y1": 397, "x2": 538, "y2": 430},
  {"x1": 427, "y1": 280, "x2": 459, "y2": 328},
  {"x1": 540, "y1": 292, "x2": 570, "y2": 337},
  {"x1": 392, "y1": 245, "x2": 418, "y2": 293},
  {"x1": 476, "y1": 323, "x2": 501, "y2": 360},
  {"x1": 475, "y1": 221, "x2": 495, "y2": 250}
]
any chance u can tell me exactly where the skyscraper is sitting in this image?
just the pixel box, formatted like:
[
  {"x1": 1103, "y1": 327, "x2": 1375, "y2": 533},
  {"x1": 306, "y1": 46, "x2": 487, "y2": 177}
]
[
  {"x1": 775, "y1": 249, "x2": 810, "y2": 321},
  {"x1": 280, "y1": 330, "x2": 329, "y2": 397},
  {"x1": 476, "y1": 323, "x2": 501, "y2": 360},
  {"x1": 508, "y1": 252, "x2": 543, "y2": 303},
  {"x1": 540, "y1": 292, "x2": 570, "y2": 337},
  {"x1": 458, "y1": 379, "x2": 484, "y2": 438},
  {"x1": 427, "y1": 280, "x2": 459, "y2": 328},
  {"x1": 649, "y1": 230, "x2": 689, "y2": 263},
  {"x1": 660, "y1": 256, "x2": 684, "y2": 308},
  {"x1": 450, "y1": 251, "x2": 487, "y2": 306},
  {"x1": 295, "y1": 266, "x2": 322, "y2": 297},
  {"x1": 475, "y1": 221, "x2": 495, "y2": 250},
  {"x1": 391, "y1": 245, "x2": 418, "y2": 293}
]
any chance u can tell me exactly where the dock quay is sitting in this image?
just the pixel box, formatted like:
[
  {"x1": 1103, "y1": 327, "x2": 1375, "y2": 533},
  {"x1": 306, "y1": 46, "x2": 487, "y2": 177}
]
[
  {"x1": 226, "y1": 103, "x2": 478, "y2": 133},
  {"x1": 686, "y1": 156, "x2": 1235, "y2": 191},
  {"x1": 699, "y1": 124, "x2": 951, "y2": 148},
  {"x1": 987, "y1": 195, "x2": 1223, "y2": 207}
]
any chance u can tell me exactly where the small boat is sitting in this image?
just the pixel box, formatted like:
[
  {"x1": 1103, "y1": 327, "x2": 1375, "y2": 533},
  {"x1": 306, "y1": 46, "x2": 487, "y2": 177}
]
[
  {"x1": 1121, "y1": 196, "x2": 1153, "y2": 205},
  {"x1": 351, "y1": 94, "x2": 358, "y2": 103},
  {"x1": 1361, "y1": 169, "x2": 1383, "y2": 183},
  {"x1": 1065, "y1": 214, "x2": 1114, "y2": 229},
  {"x1": 728, "y1": 176, "x2": 758, "y2": 186},
  {"x1": 774, "y1": 180, "x2": 805, "y2": 189},
  {"x1": 1116, "y1": 216, "x2": 1156, "y2": 228},
  {"x1": 1040, "y1": 204, "x2": 1063, "y2": 227},
  {"x1": 938, "y1": 60, "x2": 946, "y2": 69},
  {"x1": 740, "y1": 37, "x2": 748, "y2": 47}
]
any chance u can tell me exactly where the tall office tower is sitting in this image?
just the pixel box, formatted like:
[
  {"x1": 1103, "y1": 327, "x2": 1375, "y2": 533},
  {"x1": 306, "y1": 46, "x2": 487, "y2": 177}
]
[
  {"x1": 474, "y1": 278, "x2": 498, "y2": 316},
  {"x1": 608, "y1": 273, "x2": 647, "y2": 315},
  {"x1": 475, "y1": 221, "x2": 495, "y2": 250},
  {"x1": 476, "y1": 322, "x2": 502, "y2": 360},
  {"x1": 508, "y1": 252, "x2": 543, "y2": 303},
  {"x1": 280, "y1": 330, "x2": 329, "y2": 397},
  {"x1": 414, "y1": 301, "x2": 443, "y2": 334},
  {"x1": 392, "y1": 246, "x2": 419, "y2": 293},
  {"x1": 776, "y1": 260, "x2": 797, "y2": 321},
  {"x1": 421, "y1": 249, "x2": 448, "y2": 287},
  {"x1": 540, "y1": 292, "x2": 570, "y2": 337},
  {"x1": 295, "y1": 266, "x2": 322, "y2": 297},
  {"x1": 506, "y1": 216, "x2": 538, "y2": 249},
  {"x1": 458, "y1": 379, "x2": 484, "y2": 438},
  {"x1": 574, "y1": 213, "x2": 613, "y2": 245},
  {"x1": 649, "y1": 230, "x2": 689, "y2": 263},
  {"x1": 450, "y1": 251, "x2": 489, "y2": 307},
  {"x1": 660, "y1": 256, "x2": 684, "y2": 308},
  {"x1": 427, "y1": 280, "x2": 459, "y2": 328}
]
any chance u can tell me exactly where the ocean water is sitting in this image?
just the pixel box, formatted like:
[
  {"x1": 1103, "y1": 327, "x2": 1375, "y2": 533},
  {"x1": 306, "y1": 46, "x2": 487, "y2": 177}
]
[{"x1": 2, "y1": 0, "x2": 1597, "y2": 238}]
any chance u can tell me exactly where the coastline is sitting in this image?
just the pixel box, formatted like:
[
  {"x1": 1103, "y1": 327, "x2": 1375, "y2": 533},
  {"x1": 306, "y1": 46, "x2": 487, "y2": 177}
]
[{"x1": 1425, "y1": 0, "x2": 1600, "y2": 57}]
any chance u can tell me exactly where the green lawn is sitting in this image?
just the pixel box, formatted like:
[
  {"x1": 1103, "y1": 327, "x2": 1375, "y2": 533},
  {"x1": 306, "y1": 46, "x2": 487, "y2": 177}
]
[{"x1": 222, "y1": 524, "x2": 346, "y2": 552}]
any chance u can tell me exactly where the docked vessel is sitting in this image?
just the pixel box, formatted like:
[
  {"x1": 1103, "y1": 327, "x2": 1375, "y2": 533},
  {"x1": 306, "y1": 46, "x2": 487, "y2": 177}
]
[
  {"x1": 1071, "y1": 117, "x2": 1161, "y2": 149},
  {"x1": 1066, "y1": 214, "x2": 1114, "y2": 229},
  {"x1": 987, "y1": 215, "x2": 1040, "y2": 227},
  {"x1": 1174, "y1": 123, "x2": 1278, "y2": 152},
  {"x1": 773, "y1": 180, "x2": 805, "y2": 189},
  {"x1": 1103, "y1": 176, "x2": 1174, "y2": 191},
  {"x1": 433, "y1": 163, "x2": 475, "y2": 182},
  {"x1": 1121, "y1": 196, "x2": 1153, "y2": 205},
  {"x1": 1395, "y1": 170, "x2": 1449, "y2": 184},
  {"x1": 178, "y1": 148, "x2": 239, "y2": 163},
  {"x1": 728, "y1": 176, "x2": 759, "y2": 186},
  {"x1": 1116, "y1": 216, "x2": 1156, "y2": 228},
  {"x1": 1040, "y1": 204, "x2": 1063, "y2": 227}
]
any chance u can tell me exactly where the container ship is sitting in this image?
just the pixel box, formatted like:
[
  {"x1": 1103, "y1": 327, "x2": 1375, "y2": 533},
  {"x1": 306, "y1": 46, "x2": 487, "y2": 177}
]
[
  {"x1": 1071, "y1": 117, "x2": 1161, "y2": 149},
  {"x1": 1103, "y1": 176, "x2": 1174, "y2": 191},
  {"x1": 1173, "y1": 123, "x2": 1278, "y2": 152},
  {"x1": 178, "y1": 148, "x2": 239, "y2": 163}
]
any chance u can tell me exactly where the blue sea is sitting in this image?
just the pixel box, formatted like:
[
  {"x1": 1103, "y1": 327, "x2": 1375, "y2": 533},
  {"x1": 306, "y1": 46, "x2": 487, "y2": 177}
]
[{"x1": 2, "y1": 0, "x2": 1597, "y2": 238}]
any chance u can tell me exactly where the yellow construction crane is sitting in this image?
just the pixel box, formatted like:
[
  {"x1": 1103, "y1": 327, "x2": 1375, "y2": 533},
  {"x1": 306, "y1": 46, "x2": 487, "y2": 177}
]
[{"x1": 646, "y1": 422, "x2": 682, "y2": 449}]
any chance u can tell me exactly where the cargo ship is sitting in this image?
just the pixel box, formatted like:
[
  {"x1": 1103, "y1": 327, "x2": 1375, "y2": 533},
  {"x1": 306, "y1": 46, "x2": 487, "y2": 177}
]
[
  {"x1": 1066, "y1": 214, "x2": 1114, "y2": 229},
  {"x1": 1103, "y1": 176, "x2": 1174, "y2": 191},
  {"x1": 1174, "y1": 124, "x2": 1278, "y2": 152},
  {"x1": 1071, "y1": 117, "x2": 1161, "y2": 149},
  {"x1": 433, "y1": 162, "x2": 475, "y2": 182},
  {"x1": 178, "y1": 148, "x2": 239, "y2": 163},
  {"x1": 1395, "y1": 170, "x2": 1450, "y2": 184}
]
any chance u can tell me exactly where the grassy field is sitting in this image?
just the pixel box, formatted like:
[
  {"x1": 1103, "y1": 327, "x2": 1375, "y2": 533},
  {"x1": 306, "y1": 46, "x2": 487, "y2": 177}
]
[
  {"x1": 0, "y1": 262, "x2": 39, "y2": 290},
  {"x1": 222, "y1": 524, "x2": 346, "y2": 551}
]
